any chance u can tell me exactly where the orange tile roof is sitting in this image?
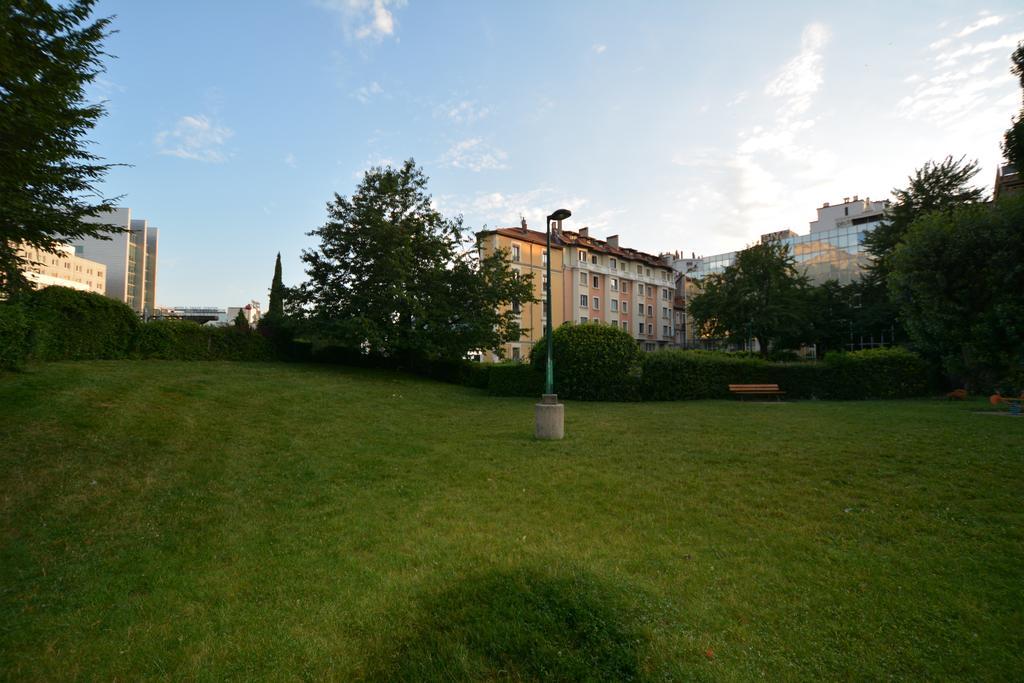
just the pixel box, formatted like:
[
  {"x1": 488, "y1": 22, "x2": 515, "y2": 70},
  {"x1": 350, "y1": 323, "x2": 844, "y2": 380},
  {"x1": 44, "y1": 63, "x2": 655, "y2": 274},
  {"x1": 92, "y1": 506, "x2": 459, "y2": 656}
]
[{"x1": 479, "y1": 226, "x2": 670, "y2": 268}]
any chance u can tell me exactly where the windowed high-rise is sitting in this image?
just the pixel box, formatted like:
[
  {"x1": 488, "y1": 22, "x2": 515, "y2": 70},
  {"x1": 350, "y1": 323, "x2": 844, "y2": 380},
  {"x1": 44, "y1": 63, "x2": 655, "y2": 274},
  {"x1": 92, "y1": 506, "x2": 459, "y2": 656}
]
[{"x1": 71, "y1": 208, "x2": 160, "y2": 316}]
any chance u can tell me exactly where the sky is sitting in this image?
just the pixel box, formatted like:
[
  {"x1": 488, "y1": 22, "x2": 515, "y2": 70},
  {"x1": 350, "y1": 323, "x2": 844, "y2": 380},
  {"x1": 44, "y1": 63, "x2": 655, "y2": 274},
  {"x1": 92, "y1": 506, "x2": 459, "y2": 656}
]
[{"x1": 85, "y1": 0, "x2": 1024, "y2": 308}]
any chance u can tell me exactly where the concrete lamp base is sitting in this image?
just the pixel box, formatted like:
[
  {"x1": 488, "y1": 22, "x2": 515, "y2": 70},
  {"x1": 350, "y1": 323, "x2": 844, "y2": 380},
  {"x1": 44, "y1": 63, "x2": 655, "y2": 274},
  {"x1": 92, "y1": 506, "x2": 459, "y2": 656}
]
[{"x1": 535, "y1": 393, "x2": 564, "y2": 440}]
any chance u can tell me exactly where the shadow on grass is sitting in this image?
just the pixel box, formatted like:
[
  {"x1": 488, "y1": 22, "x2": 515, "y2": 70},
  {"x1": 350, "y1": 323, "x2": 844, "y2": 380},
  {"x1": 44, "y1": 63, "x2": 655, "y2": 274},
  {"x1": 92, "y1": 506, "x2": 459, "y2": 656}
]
[{"x1": 365, "y1": 566, "x2": 649, "y2": 682}]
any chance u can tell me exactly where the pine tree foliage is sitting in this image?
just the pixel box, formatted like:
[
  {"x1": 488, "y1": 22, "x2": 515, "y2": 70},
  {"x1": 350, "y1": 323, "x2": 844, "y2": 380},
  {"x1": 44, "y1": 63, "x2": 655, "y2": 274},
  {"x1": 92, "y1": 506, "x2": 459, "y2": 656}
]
[
  {"x1": 0, "y1": 0, "x2": 121, "y2": 295},
  {"x1": 1002, "y1": 42, "x2": 1024, "y2": 168},
  {"x1": 268, "y1": 252, "x2": 285, "y2": 318},
  {"x1": 297, "y1": 159, "x2": 534, "y2": 360}
]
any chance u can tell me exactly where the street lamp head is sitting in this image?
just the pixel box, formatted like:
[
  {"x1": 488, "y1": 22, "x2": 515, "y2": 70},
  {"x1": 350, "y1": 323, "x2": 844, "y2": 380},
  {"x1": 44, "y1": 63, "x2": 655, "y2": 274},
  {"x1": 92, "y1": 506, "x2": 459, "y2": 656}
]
[{"x1": 548, "y1": 208, "x2": 572, "y2": 222}]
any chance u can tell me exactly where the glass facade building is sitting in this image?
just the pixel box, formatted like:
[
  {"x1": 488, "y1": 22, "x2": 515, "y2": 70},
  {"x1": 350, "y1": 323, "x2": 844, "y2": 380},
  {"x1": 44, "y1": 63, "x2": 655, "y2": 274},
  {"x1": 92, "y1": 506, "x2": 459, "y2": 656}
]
[{"x1": 693, "y1": 197, "x2": 888, "y2": 285}]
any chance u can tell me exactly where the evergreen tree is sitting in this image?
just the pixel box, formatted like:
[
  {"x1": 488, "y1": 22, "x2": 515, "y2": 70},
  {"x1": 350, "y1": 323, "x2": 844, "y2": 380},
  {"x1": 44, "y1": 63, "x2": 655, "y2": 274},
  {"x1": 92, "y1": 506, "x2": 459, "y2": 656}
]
[
  {"x1": 233, "y1": 308, "x2": 249, "y2": 331},
  {"x1": 688, "y1": 239, "x2": 811, "y2": 357},
  {"x1": 268, "y1": 252, "x2": 285, "y2": 318},
  {"x1": 296, "y1": 159, "x2": 534, "y2": 360},
  {"x1": 0, "y1": 0, "x2": 120, "y2": 295},
  {"x1": 1002, "y1": 42, "x2": 1024, "y2": 168}
]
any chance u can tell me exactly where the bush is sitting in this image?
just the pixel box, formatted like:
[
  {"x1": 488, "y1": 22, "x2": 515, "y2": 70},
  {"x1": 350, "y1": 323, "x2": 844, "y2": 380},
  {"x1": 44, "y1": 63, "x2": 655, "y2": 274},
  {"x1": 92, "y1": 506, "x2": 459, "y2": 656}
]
[
  {"x1": 133, "y1": 320, "x2": 272, "y2": 361},
  {"x1": 640, "y1": 347, "x2": 930, "y2": 401},
  {"x1": 0, "y1": 301, "x2": 32, "y2": 370},
  {"x1": 529, "y1": 323, "x2": 641, "y2": 401},
  {"x1": 27, "y1": 286, "x2": 139, "y2": 361},
  {"x1": 823, "y1": 347, "x2": 931, "y2": 399},
  {"x1": 487, "y1": 363, "x2": 544, "y2": 397}
]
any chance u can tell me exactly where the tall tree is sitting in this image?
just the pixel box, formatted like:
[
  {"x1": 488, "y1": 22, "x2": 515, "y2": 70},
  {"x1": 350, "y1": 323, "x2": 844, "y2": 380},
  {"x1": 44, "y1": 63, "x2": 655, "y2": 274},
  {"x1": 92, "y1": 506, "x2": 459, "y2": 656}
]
[
  {"x1": 296, "y1": 159, "x2": 534, "y2": 360},
  {"x1": 856, "y1": 156, "x2": 985, "y2": 342},
  {"x1": 889, "y1": 194, "x2": 1024, "y2": 390},
  {"x1": 233, "y1": 308, "x2": 249, "y2": 331},
  {"x1": 0, "y1": 0, "x2": 120, "y2": 295},
  {"x1": 688, "y1": 239, "x2": 811, "y2": 357},
  {"x1": 1002, "y1": 42, "x2": 1024, "y2": 168},
  {"x1": 268, "y1": 252, "x2": 285, "y2": 318}
]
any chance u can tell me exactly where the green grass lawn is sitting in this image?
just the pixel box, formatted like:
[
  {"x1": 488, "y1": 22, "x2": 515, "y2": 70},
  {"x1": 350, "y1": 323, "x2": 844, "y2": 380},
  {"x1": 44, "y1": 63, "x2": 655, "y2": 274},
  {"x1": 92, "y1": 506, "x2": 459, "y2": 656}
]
[{"x1": 1, "y1": 361, "x2": 1022, "y2": 680}]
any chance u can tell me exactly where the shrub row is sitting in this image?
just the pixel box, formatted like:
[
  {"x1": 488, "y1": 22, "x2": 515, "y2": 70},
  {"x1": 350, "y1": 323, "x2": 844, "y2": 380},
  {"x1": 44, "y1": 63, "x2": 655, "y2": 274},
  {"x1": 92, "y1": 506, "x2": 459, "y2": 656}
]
[
  {"x1": 529, "y1": 323, "x2": 641, "y2": 401},
  {"x1": 639, "y1": 347, "x2": 930, "y2": 400},
  {"x1": 0, "y1": 287, "x2": 271, "y2": 369}
]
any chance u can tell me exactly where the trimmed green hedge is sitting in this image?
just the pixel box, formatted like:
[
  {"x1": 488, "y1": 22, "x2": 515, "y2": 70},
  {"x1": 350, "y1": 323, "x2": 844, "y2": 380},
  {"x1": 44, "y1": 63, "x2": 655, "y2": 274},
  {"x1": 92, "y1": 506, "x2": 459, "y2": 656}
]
[
  {"x1": 133, "y1": 320, "x2": 272, "y2": 361},
  {"x1": 529, "y1": 323, "x2": 641, "y2": 401},
  {"x1": 27, "y1": 286, "x2": 140, "y2": 361},
  {"x1": 487, "y1": 363, "x2": 544, "y2": 397},
  {"x1": 640, "y1": 348, "x2": 930, "y2": 400},
  {"x1": 0, "y1": 302, "x2": 31, "y2": 370}
]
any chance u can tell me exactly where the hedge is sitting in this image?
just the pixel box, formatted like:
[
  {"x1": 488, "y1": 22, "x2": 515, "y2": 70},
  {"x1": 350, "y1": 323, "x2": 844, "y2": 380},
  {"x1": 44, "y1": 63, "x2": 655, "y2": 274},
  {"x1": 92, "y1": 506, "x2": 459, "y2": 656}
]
[
  {"x1": 529, "y1": 323, "x2": 641, "y2": 401},
  {"x1": 133, "y1": 319, "x2": 272, "y2": 361},
  {"x1": 26, "y1": 286, "x2": 140, "y2": 361},
  {"x1": 486, "y1": 363, "x2": 544, "y2": 397},
  {"x1": 640, "y1": 348, "x2": 930, "y2": 401},
  {"x1": 0, "y1": 302, "x2": 31, "y2": 370}
]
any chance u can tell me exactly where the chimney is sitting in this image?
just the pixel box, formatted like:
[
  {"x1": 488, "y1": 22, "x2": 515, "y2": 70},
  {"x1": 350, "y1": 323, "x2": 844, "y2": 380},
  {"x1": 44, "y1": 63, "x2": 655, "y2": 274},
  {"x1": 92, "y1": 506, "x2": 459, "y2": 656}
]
[
  {"x1": 843, "y1": 197, "x2": 850, "y2": 203},
  {"x1": 520, "y1": 216, "x2": 528, "y2": 232},
  {"x1": 579, "y1": 227, "x2": 589, "y2": 238},
  {"x1": 823, "y1": 201, "x2": 830, "y2": 208},
  {"x1": 607, "y1": 234, "x2": 619, "y2": 247},
  {"x1": 853, "y1": 195, "x2": 859, "y2": 202}
]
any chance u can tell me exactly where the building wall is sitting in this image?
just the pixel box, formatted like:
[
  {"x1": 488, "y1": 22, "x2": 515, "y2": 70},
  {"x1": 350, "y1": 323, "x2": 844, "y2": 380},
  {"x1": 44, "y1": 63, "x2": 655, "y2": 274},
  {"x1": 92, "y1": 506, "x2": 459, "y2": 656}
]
[
  {"x1": 17, "y1": 244, "x2": 107, "y2": 295},
  {"x1": 478, "y1": 230, "x2": 564, "y2": 361},
  {"x1": 75, "y1": 208, "x2": 159, "y2": 315}
]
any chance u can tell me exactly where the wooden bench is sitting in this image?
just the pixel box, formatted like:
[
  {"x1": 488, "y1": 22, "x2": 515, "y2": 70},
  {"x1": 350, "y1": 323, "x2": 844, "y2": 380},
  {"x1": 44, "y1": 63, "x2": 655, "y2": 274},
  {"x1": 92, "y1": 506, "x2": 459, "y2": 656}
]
[{"x1": 729, "y1": 384, "x2": 785, "y2": 401}]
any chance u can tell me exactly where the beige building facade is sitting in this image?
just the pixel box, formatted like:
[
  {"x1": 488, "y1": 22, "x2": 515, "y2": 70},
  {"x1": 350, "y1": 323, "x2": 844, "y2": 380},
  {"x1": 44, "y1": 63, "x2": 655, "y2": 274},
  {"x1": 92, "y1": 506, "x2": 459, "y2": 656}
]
[
  {"x1": 478, "y1": 220, "x2": 676, "y2": 360},
  {"x1": 17, "y1": 243, "x2": 107, "y2": 295}
]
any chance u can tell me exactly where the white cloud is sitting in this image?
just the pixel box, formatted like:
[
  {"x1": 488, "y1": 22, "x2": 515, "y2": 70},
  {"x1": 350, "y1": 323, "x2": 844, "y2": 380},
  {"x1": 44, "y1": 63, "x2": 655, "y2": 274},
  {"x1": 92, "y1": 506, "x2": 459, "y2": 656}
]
[
  {"x1": 441, "y1": 138, "x2": 508, "y2": 172},
  {"x1": 353, "y1": 81, "x2": 383, "y2": 103},
  {"x1": 936, "y1": 31, "x2": 1024, "y2": 66},
  {"x1": 155, "y1": 115, "x2": 233, "y2": 163},
  {"x1": 956, "y1": 15, "x2": 1003, "y2": 38},
  {"x1": 437, "y1": 188, "x2": 591, "y2": 230},
  {"x1": 728, "y1": 91, "x2": 749, "y2": 107},
  {"x1": 592, "y1": 43, "x2": 607, "y2": 54},
  {"x1": 441, "y1": 99, "x2": 489, "y2": 124},
  {"x1": 315, "y1": 0, "x2": 406, "y2": 41},
  {"x1": 764, "y1": 23, "x2": 830, "y2": 120}
]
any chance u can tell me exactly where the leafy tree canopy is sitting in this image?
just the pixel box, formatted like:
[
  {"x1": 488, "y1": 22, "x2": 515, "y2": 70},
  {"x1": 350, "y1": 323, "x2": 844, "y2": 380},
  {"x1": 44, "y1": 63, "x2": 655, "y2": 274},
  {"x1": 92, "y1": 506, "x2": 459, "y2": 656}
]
[
  {"x1": 0, "y1": 0, "x2": 120, "y2": 295},
  {"x1": 296, "y1": 159, "x2": 534, "y2": 361},
  {"x1": 688, "y1": 239, "x2": 811, "y2": 357},
  {"x1": 890, "y1": 194, "x2": 1024, "y2": 390},
  {"x1": 1002, "y1": 41, "x2": 1024, "y2": 168}
]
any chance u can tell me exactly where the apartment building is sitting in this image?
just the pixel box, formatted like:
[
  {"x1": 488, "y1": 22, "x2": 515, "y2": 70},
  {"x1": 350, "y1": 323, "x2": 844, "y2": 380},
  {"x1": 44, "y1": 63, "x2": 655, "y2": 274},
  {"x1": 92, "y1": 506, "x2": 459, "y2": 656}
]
[
  {"x1": 477, "y1": 219, "x2": 565, "y2": 361},
  {"x1": 478, "y1": 219, "x2": 675, "y2": 360},
  {"x1": 73, "y1": 208, "x2": 159, "y2": 315},
  {"x1": 16, "y1": 243, "x2": 107, "y2": 295}
]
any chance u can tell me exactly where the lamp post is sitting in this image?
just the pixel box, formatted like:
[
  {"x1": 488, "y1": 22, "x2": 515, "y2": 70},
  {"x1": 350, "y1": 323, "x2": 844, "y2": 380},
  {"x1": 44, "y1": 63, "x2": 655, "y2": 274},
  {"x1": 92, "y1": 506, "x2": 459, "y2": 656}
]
[{"x1": 536, "y1": 208, "x2": 571, "y2": 440}]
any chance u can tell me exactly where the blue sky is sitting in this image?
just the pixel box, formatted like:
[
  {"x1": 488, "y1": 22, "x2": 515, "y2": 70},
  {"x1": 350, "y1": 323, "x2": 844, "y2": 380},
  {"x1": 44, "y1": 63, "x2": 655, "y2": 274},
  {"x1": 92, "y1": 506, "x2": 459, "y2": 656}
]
[{"x1": 87, "y1": 0, "x2": 1024, "y2": 308}]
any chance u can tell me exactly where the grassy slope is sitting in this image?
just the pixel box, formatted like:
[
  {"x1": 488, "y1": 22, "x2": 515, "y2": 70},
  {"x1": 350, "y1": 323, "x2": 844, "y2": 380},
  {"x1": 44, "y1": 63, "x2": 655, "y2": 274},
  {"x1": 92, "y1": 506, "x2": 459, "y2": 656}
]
[{"x1": 0, "y1": 361, "x2": 1021, "y2": 680}]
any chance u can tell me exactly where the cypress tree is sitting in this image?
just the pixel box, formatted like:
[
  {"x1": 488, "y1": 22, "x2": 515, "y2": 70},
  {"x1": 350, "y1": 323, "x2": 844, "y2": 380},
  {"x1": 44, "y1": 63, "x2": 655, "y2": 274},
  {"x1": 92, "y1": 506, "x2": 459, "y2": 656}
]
[{"x1": 268, "y1": 252, "x2": 285, "y2": 318}]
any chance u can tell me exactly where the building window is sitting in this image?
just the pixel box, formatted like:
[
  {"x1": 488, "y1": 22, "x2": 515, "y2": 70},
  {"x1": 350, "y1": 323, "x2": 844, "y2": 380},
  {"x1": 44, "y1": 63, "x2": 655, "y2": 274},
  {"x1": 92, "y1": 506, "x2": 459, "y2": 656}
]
[
  {"x1": 638, "y1": 302, "x2": 644, "y2": 315},
  {"x1": 591, "y1": 254, "x2": 598, "y2": 265},
  {"x1": 664, "y1": 325, "x2": 670, "y2": 336},
  {"x1": 512, "y1": 300, "x2": 521, "y2": 314},
  {"x1": 647, "y1": 286, "x2": 653, "y2": 297},
  {"x1": 662, "y1": 307, "x2": 669, "y2": 318},
  {"x1": 592, "y1": 275, "x2": 599, "y2": 288},
  {"x1": 578, "y1": 250, "x2": 586, "y2": 262},
  {"x1": 580, "y1": 294, "x2": 588, "y2": 308},
  {"x1": 637, "y1": 264, "x2": 643, "y2": 274},
  {"x1": 592, "y1": 297, "x2": 600, "y2": 310},
  {"x1": 579, "y1": 271, "x2": 588, "y2": 285},
  {"x1": 542, "y1": 251, "x2": 548, "y2": 265},
  {"x1": 512, "y1": 347, "x2": 521, "y2": 361},
  {"x1": 637, "y1": 282, "x2": 644, "y2": 296},
  {"x1": 647, "y1": 323, "x2": 653, "y2": 335},
  {"x1": 621, "y1": 322, "x2": 628, "y2": 331},
  {"x1": 610, "y1": 299, "x2": 618, "y2": 312},
  {"x1": 581, "y1": 316, "x2": 588, "y2": 324},
  {"x1": 646, "y1": 268, "x2": 651, "y2": 277},
  {"x1": 645, "y1": 343, "x2": 655, "y2": 352},
  {"x1": 610, "y1": 258, "x2": 617, "y2": 270},
  {"x1": 662, "y1": 288, "x2": 670, "y2": 300},
  {"x1": 647, "y1": 305, "x2": 653, "y2": 316},
  {"x1": 637, "y1": 321, "x2": 644, "y2": 335},
  {"x1": 511, "y1": 244, "x2": 521, "y2": 261},
  {"x1": 622, "y1": 299, "x2": 628, "y2": 311},
  {"x1": 611, "y1": 319, "x2": 617, "y2": 326},
  {"x1": 610, "y1": 277, "x2": 618, "y2": 291}
]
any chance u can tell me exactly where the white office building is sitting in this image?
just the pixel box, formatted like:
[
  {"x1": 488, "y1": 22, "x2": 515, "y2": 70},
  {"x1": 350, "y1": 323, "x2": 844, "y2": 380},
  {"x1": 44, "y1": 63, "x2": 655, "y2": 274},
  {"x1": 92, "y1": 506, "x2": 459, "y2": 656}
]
[{"x1": 73, "y1": 208, "x2": 159, "y2": 315}]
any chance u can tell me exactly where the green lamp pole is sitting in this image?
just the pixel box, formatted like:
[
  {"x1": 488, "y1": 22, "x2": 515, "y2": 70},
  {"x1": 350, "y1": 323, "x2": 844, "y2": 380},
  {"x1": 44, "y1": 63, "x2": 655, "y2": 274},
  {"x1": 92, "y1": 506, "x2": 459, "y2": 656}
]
[{"x1": 545, "y1": 209, "x2": 571, "y2": 395}]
